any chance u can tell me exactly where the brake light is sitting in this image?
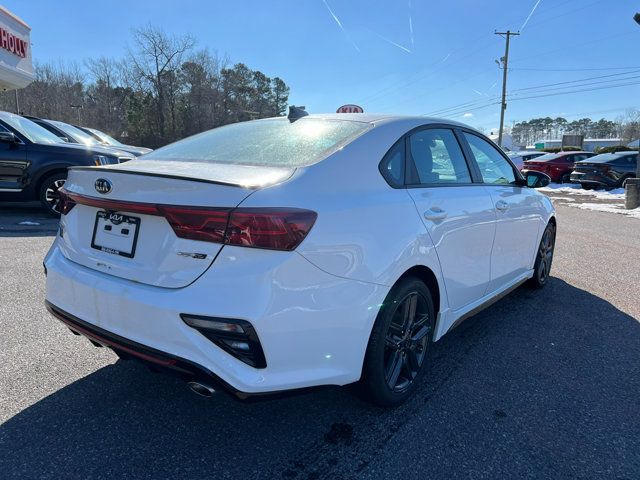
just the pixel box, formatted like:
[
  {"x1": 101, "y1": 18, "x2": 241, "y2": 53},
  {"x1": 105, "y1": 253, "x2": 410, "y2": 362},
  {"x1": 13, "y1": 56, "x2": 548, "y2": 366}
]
[
  {"x1": 59, "y1": 189, "x2": 317, "y2": 251},
  {"x1": 226, "y1": 208, "x2": 318, "y2": 251},
  {"x1": 58, "y1": 189, "x2": 77, "y2": 215},
  {"x1": 158, "y1": 205, "x2": 230, "y2": 243},
  {"x1": 600, "y1": 165, "x2": 610, "y2": 173}
]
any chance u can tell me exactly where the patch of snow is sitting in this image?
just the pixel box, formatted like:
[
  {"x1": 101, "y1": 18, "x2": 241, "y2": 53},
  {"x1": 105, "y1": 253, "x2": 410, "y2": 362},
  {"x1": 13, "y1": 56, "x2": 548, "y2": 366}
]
[
  {"x1": 570, "y1": 202, "x2": 640, "y2": 219},
  {"x1": 540, "y1": 183, "x2": 625, "y2": 200},
  {"x1": 539, "y1": 183, "x2": 581, "y2": 192},
  {"x1": 18, "y1": 221, "x2": 41, "y2": 226}
]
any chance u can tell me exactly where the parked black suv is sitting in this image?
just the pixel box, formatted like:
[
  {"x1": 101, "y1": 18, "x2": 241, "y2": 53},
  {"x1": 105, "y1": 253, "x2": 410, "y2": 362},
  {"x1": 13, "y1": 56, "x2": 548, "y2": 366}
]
[{"x1": 0, "y1": 112, "x2": 134, "y2": 215}]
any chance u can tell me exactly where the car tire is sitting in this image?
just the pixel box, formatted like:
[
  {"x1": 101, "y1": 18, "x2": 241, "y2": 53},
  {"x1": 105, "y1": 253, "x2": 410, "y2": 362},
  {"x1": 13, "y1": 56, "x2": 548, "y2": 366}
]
[
  {"x1": 359, "y1": 277, "x2": 435, "y2": 407},
  {"x1": 561, "y1": 173, "x2": 571, "y2": 184},
  {"x1": 581, "y1": 183, "x2": 596, "y2": 190},
  {"x1": 39, "y1": 172, "x2": 67, "y2": 217},
  {"x1": 527, "y1": 222, "x2": 556, "y2": 289}
]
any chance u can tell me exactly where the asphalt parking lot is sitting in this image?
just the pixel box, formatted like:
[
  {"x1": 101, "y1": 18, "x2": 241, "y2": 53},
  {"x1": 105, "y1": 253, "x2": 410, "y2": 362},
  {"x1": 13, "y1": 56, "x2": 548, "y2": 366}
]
[{"x1": 1, "y1": 201, "x2": 639, "y2": 480}]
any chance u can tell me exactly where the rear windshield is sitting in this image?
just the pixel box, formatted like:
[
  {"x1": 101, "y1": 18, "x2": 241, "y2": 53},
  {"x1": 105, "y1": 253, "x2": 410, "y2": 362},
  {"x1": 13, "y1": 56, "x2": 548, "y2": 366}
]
[
  {"x1": 586, "y1": 153, "x2": 636, "y2": 163},
  {"x1": 146, "y1": 117, "x2": 371, "y2": 167},
  {"x1": 531, "y1": 153, "x2": 561, "y2": 162}
]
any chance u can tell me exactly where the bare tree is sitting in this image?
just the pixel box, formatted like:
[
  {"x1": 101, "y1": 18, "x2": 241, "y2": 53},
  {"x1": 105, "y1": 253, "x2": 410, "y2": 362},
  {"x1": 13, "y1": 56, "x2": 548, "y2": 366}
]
[
  {"x1": 128, "y1": 25, "x2": 195, "y2": 139},
  {"x1": 0, "y1": 25, "x2": 290, "y2": 148}
]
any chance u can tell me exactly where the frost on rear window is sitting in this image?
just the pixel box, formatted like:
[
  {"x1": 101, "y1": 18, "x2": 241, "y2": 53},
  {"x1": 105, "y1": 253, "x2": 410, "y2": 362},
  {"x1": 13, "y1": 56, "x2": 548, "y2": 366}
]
[{"x1": 145, "y1": 118, "x2": 370, "y2": 167}]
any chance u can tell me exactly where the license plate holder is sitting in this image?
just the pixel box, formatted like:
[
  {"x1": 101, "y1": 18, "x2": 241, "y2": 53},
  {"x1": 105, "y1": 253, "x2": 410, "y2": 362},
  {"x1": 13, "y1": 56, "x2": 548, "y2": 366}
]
[{"x1": 91, "y1": 211, "x2": 141, "y2": 258}]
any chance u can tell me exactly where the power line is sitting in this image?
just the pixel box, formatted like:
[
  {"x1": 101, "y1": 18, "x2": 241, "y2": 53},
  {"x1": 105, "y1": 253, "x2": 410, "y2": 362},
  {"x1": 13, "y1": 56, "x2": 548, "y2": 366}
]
[
  {"x1": 507, "y1": 79, "x2": 640, "y2": 102},
  {"x1": 511, "y1": 66, "x2": 640, "y2": 72},
  {"x1": 430, "y1": 80, "x2": 640, "y2": 119},
  {"x1": 425, "y1": 70, "x2": 640, "y2": 117},
  {"x1": 510, "y1": 70, "x2": 640, "y2": 93}
]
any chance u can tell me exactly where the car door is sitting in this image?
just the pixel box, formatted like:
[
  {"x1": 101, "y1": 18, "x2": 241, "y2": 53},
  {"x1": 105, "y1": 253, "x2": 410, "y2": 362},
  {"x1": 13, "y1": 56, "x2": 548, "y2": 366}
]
[
  {"x1": 461, "y1": 132, "x2": 544, "y2": 293},
  {"x1": 405, "y1": 127, "x2": 496, "y2": 312},
  {"x1": 0, "y1": 123, "x2": 28, "y2": 191}
]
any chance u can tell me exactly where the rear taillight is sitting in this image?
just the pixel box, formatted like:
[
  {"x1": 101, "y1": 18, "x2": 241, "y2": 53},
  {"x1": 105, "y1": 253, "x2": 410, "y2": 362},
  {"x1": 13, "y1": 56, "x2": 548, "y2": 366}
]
[
  {"x1": 600, "y1": 165, "x2": 610, "y2": 173},
  {"x1": 158, "y1": 205, "x2": 231, "y2": 244},
  {"x1": 58, "y1": 189, "x2": 76, "y2": 215},
  {"x1": 226, "y1": 208, "x2": 317, "y2": 251},
  {"x1": 59, "y1": 189, "x2": 317, "y2": 251},
  {"x1": 161, "y1": 207, "x2": 316, "y2": 251}
]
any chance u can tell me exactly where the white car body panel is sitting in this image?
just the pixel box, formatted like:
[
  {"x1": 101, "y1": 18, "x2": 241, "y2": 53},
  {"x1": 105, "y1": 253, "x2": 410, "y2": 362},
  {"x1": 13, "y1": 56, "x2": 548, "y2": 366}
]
[
  {"x1": 483, "y1": 185, "x2": 546, "y2": 292},
  {"x1": 407, "y1": 186, "x2": 496, "y2": 310},
  {"x1": 44, "y1": 114, "x2": 556, "y2": 396}
]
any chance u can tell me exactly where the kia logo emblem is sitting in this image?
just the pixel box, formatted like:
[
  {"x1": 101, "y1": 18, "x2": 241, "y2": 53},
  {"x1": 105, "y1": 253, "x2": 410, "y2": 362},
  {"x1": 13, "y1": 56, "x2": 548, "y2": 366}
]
[{"x1": 95, "y1": 178, "x2": 112, "y2": 194}]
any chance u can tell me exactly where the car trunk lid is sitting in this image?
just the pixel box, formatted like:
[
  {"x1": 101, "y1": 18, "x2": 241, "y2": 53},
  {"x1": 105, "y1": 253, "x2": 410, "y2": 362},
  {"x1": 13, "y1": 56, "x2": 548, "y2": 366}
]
[{"x1": 56, "y1": 163, "x2": 294, "y2": 288}]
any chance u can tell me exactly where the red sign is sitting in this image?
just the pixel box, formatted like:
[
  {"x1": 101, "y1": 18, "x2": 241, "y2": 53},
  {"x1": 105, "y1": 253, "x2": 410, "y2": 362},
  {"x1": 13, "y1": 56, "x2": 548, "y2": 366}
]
[
  {"x1": 336, "y1": 104, "x2": 364, "y2": 113},
  {"x1": 0, "y1": 27, "x2": 28, "y2": 58}
]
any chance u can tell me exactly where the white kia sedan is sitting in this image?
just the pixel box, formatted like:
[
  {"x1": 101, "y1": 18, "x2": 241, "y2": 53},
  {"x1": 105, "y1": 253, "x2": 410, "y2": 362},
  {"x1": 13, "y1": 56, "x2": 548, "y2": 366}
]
[{"x1": 44, "y1": 113, "x2": 555, "y2": 406}]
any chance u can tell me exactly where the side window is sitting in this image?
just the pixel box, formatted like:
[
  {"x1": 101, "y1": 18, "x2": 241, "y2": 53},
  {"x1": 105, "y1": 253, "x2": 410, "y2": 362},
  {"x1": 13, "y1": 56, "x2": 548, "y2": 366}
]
[
  {"x1": 406, "y1": 129, "x2": 471, "y2": 185},
  {"x1": 463, "y1": 133, "x2": 516, "y2": 185},
  {"x1": 379, "y1": 138, "x2": 404, "y2": 187},
  {"x1": 615, "y1": 155, "x2": 635, "y2": 165}
]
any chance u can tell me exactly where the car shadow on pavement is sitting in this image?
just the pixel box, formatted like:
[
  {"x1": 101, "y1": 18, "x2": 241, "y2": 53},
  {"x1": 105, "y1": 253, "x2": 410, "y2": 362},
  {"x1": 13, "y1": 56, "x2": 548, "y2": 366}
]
[
  {"x1": 1, "y1": 278, "x2": 639, "y2": 479},
  {"x1": 0, "y1": 204, "x2": 58, "y2": 237}
]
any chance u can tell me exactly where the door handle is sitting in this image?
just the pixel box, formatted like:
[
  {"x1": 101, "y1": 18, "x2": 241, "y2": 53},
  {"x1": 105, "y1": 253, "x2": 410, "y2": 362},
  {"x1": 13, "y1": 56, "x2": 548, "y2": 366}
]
[
  {"x1": 424, "y1": 207, "x2": 447, "y2": 221},
  {"x1": 495, "y1": 200, "x2": 509, "y2": 211}
]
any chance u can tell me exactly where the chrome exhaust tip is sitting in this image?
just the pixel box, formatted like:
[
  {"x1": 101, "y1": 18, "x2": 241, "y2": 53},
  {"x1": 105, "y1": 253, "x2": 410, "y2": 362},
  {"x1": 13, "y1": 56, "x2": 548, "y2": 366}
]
[{"x1": 187, "y1": 381, "x2": 216, "y2": 397}]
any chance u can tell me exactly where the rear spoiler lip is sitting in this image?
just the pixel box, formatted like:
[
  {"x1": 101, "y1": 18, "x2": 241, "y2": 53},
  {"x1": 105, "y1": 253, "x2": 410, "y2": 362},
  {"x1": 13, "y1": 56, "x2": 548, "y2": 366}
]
[{"x1": 69, "y1": 165, "x2": 296, "y2": 189}]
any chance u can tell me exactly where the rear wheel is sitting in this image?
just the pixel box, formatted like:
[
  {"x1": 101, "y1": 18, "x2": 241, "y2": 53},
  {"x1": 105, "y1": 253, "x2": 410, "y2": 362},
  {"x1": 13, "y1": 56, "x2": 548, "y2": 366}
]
[
  {"x1": 360, "y1": 277, "x2": 435, "y2": 407},
  {"x1": 561, "y1": 173, "x2": 571, "y2": 184},
  {"x1": 39, "y1": 173, "x2": 67, "y2": 217},
  {"x1": 527, "y1": 222, "x2": 556, "y2": 289}
]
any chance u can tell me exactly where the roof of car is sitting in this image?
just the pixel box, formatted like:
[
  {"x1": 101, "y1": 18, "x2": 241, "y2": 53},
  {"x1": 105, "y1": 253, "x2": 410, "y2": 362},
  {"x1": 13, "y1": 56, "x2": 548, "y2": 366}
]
[
  {"x1": 298, "y1": 113, "x2": 473, "y2": 129},
  {"x1": 552, "y1": 151, "x2": 591, "y2": 154}
]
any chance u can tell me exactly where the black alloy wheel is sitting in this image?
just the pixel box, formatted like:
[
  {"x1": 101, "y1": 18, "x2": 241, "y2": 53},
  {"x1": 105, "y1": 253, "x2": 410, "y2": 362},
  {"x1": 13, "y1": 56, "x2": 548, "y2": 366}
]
[
  {"x1": 360, "y1": 277, "x2": 435, "y2": 407},
  {"x1": 383, "y1": 291, "x2": 431, "y2": 392},
  {"x1": 528, "y1": 222, "x2": 556, "y2": 288}
]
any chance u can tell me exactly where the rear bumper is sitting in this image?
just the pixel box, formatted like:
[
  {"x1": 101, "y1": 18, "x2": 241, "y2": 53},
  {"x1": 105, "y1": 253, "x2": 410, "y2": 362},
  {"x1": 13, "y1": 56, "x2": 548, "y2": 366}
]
[
  {"x1": 571, "y1": 172, "x2": 620, "y2": 187},
  {"x1": 570, "y1": 172, "x2": 614, "y2": 187},
  {"x1": 46, "y1": 301, "x2": 240, "y2": 396},
  {"x1": 44, "y1": 241, "x2": 385, "y2": 394}
]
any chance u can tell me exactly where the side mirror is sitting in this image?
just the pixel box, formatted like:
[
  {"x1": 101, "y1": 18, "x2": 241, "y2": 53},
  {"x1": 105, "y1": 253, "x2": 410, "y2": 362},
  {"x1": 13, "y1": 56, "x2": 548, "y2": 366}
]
[
  {"x1": 522, "y1": 170, "x2": 551, "y2": 188},
  {"x1": 0, "y1": 131, "x2": 17, "y2": 143}
]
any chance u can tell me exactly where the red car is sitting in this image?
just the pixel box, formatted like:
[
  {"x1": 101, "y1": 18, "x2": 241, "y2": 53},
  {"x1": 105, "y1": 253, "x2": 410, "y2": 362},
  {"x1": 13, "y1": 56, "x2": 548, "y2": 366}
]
[{"x1": 523, "y1": 151, "x2": 594, "y2": 183}]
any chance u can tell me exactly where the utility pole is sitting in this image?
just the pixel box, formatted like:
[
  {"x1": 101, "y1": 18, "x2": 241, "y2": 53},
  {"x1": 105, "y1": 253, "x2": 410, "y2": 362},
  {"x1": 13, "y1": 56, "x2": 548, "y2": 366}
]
[
  {"x1": 70, "y1": 104, "x2": 82, "y2": 125},
  {"x1": 625, "y1": 13, "x2": 640, "y2": 209},
  {"x1": 495, "y1": 30, "x2": 519, "y2": 149},
  {"x1": 14, "y1": 89, "x2": 19, "y2": 114}
]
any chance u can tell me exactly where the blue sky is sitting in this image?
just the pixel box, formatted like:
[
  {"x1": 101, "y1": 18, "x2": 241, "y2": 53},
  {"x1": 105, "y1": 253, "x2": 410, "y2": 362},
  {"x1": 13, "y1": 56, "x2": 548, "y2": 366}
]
[{"x1": 7, "y1": 0, "x2": 640, "y2": 132}]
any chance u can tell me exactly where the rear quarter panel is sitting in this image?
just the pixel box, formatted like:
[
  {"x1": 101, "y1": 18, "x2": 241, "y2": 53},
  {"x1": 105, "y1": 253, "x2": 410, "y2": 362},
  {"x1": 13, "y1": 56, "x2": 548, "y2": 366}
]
[{"x1": 239, "y1": 118, "x2": 448, "y2": 308}]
